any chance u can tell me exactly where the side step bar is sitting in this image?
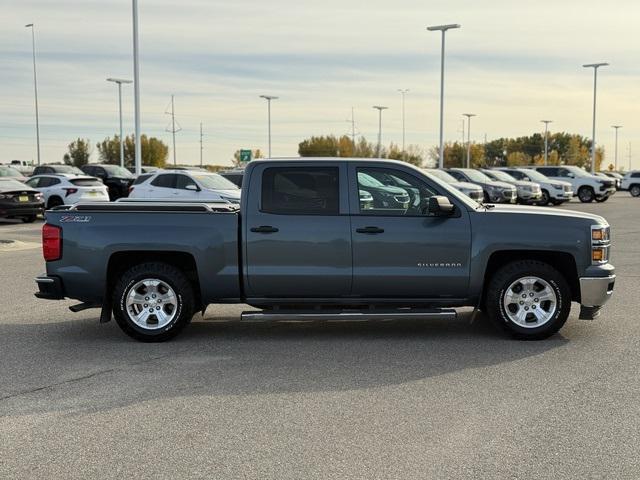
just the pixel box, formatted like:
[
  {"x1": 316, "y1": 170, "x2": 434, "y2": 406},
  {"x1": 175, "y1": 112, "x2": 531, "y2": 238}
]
[{"x1": 240, "y1": 309, "x2": 457, "y2": 322}]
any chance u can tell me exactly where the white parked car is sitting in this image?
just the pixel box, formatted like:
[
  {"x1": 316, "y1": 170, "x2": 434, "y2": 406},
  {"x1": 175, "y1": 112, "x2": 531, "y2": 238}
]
[
  {"x1": 532, "y1": 165, "x2": 616, "y2": 203},
  {"x1": 497, "y1": 167, "x2": 573, "y2": 206},
  {"x1": 128, "y1": 170, "x2": 241, "y2": 204},
  {"x1": 620, "y1": 170, "x2": 640, "y2": 197},
  {"x1": 25, "y1": 174, "x2": 109, "y2": 208}
]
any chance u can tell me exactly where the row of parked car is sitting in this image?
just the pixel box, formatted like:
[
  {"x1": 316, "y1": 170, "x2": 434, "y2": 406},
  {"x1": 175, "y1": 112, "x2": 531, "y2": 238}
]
[{"x1": 1, "y1": 160, "x2": 638, "y2": 223}]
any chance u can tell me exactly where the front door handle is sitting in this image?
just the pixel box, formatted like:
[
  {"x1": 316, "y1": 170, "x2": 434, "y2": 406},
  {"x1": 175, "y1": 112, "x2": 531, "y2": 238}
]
[
  {"x1": 250, "y1": 225, "x2": 279, "y2": 233},
  {"x1": 356, "y1": 226, "x2": 384, "y2": 234}
]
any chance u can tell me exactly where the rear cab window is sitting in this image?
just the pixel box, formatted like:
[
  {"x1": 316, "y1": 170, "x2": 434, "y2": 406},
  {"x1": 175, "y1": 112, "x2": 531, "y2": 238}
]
[{"x1": 261, "y1": 167, "x2": 339, "y2": 215}]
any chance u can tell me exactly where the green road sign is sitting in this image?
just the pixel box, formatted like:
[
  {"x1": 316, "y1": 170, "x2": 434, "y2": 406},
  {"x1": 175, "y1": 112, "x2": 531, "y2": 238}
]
[{"x1": 239, "y1": 149, "x2": 252, "y2": 162}]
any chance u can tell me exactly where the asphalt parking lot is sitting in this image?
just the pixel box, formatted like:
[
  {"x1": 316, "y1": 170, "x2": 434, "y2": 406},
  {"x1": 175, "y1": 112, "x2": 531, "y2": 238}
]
[{"x1": 1, "y1": 195, "x2": 639, "y2": 479}]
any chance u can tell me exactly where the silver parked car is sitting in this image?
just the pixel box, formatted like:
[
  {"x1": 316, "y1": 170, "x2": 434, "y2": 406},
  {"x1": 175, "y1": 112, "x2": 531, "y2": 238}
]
[{"x1": 424, "y1": 169, "x2": 484, "y2": 201}]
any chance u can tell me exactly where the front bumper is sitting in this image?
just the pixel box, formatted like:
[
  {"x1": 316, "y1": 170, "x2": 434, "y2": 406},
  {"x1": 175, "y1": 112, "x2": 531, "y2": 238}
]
[
  {"x1": 579, "y1": 274, "x2": 615, "y2": 319},
  {"x1": 551, "y1": 189, "x2": 573, "y2": 201},
  {"x1": 34, "y1": 275, "x2": 65, "y2": 300},
  {"x1": 596, "y1": 187, "x2": 616, "y2": 199}
]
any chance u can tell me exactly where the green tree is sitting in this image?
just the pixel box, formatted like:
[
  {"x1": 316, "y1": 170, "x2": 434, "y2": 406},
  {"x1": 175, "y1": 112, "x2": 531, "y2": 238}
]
[
  {"x1": 97, "y1": 135, "x2": 168, "y2": 168},
  {"x1": 67, "y1": 138, "x2": 91, "y2": 167}
]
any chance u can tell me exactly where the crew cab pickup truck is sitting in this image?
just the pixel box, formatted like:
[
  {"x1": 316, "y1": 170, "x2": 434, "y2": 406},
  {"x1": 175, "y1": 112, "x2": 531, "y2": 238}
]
[{"x1": 35, "y1": 159, "x2": 616, "y2": 342}]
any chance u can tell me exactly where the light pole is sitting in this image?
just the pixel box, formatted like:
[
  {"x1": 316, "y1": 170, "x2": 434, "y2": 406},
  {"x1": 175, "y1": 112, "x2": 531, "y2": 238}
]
[
  {"x1": 373, "y1": 106, "x2": 388, "y2": 157},
  {"x1": 541, "y1": 120, "x2": 552, "y2": 166},
  {"x1": 612, "y1": 125, "x2": 622, "y2": 171},
  {"x1": 398, "y1": 89, "x2": 409, "y2": 158},
  {"x1": 427, "y1": 23, "x2": 461, "y2": 169},
  {"x1": 106, "y1": 78, "x2": 132, "y2": 168},
  {"x1": 583, "y1": 62, "x2": 609, "y2": 173},
  {"x1": 132, "y1": 0, "x2": 142, "y2": 175},
  {"x1": 463, "y1": 113, "x2": 476, "y2": 168},
  {"x1": 260, "y1": 95, "x2": 278, "y2": 158},
  {"x1": 25, "y1": 23, "x2": 41, "y2": 166}
]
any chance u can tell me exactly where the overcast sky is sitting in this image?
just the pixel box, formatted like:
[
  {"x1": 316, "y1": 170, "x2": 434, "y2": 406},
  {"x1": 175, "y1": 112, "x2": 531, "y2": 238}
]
[{"x1": 2, "y1": 0, "x2": 639, "y2": 168}]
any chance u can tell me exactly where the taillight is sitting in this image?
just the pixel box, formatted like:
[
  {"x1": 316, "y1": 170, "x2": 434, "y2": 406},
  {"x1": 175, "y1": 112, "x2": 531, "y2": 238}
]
[
  {"x1": 63, "y1": 188, "x2": 78, "y2": 197},
  {"x1": 42, "y1": 224, "x2": 62, "y2": 261},
  {"x1": 128, "y1": 186, "x2": 135, "y2": 194}
]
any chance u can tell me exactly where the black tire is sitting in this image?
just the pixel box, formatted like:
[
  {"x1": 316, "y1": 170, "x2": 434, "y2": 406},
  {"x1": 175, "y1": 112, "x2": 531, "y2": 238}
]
[
  {"x1": 485, "y1": 260, "x2": 571, "y2": 340},
  {"x1": 595, "y1": 196, "x2": 609, "y2": 203},
  {"x1": 630, "y1": 184, "x2": 640, "y2": 197},
  {"x1": 22, "y1": 215, "x2": 37, "y2": 223},
  {"x1": 550, "y1": 199, "x2": 564, "y2": 206},
  {"x1": 112, "y1": 262, "x2": 195, "y2": 342},
  {"x1": 47, "y1": 196, "x2": 64, "y2": 209},
  {"x1": 577, "y1": 186, "x2": 595, "y2": 203},
  {"x1": 537, "y1": 189, "x2": 550, "y2": 206}
]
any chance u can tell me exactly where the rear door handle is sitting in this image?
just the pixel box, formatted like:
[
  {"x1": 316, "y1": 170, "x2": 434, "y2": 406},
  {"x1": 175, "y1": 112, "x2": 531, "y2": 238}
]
[
  {"x1": 250, "y1": 225, "x2": 279, "y2": 233},
  {"x1": 356, "y1": 226, "x2": 384, "y2": 234}
]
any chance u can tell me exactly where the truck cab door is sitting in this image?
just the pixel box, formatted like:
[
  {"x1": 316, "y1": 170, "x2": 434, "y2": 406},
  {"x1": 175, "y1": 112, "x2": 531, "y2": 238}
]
[
  {"x1": 243, "y1": 163, "x2": 352, "y2": 298},
  {"x1": 348, "y1": 163, "x2": 472, "y2": 299}
]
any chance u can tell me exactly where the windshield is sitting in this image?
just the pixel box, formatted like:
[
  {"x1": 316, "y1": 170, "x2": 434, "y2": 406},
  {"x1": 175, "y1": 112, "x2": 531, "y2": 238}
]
[
  {"x1": 51, "y1": 165, "x2": 83, "y2": 174},
  {"x1": 357, "y1": 172, "x2": 385, "y2": 188},
  {"x1": 192, "y1": 173, "x2": 239, "y2": 190},
  {"x1": 0, "y1": 179, "x2": 29, "y2": 191},
  {"x1": 459, "y1": 169, "x2": 493, "y2": 183},
  {"x1": 424, "y1": 169, "x2": 458, "y2": 183},
  {"x1": 565, "y1": 166, "x2": 591, "y2": 177},
  {"x1": 518, "y1": 169, "x2": 549, "y2": 182},
  {"x1": 0, "y1": 166, "x2": 23, "y2": 177},
  {"x1": 103, "y1": 165, "x2": 134, "y2": 178},
  {"x1": 485, "y1": 170, "x2": 515, "y2": 182}
]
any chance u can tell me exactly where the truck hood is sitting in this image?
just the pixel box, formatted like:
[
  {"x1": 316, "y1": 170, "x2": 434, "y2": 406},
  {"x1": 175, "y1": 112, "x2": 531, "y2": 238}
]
[
  {"x1": 485, "y1": 180, "x2": 515, "y2": 190},
  {"x1": 484, "y1": 204, "x2": 607, "y2": 224}
]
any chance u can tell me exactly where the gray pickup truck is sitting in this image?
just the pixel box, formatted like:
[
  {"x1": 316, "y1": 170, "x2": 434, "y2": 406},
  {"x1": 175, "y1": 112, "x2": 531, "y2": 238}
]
[{"x1": 35, "y1": 158, "x2": 615, "y2": 342}]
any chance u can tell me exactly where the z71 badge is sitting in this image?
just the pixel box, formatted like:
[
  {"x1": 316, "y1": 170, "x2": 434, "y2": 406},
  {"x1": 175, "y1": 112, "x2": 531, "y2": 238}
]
[{"x1": 59, "y1": 215, "x2": 92, "y2": 223}]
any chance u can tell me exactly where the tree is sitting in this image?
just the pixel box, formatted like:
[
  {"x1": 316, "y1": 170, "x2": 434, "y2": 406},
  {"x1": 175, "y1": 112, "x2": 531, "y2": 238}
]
[
  {"x1": 232, "y1": 149, "x2": 263, "y2": 167},
  {"x1": 67, "y1": 138, "x2": 91, "y2": 167},
  {"x1": 96, "y1": 134, "x2": 168, "y2": 167}
]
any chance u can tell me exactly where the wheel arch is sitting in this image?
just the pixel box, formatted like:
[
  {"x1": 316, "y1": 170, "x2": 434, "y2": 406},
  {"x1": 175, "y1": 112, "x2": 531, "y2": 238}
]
[
  {"x1": 106, "y1": 251, "x2": 202, "y2": 309},
  {"x1": 483, "y1": 250, "x2": 580, "y2": 303},
  {"x1": 47, "y1": 195, "x2": 64, "y2": 208}
]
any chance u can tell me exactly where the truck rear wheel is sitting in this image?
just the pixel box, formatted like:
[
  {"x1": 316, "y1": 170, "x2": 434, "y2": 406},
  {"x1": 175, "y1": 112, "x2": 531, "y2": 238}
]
[
  {"x1": 485, "y1": 260, "x2": 571, "y2": 340},
  {"x1": 112, "y1": 262, "x2": 195, "y2": 342}
]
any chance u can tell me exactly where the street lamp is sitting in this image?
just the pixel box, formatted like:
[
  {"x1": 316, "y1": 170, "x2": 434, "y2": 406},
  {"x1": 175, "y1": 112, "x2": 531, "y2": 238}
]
[
  {"x1": 106, "y1": 78, "x2": 132, "y2": 168},
  {"x1": 463, "y1": 113, "x2": 476, "y2": 168},
  {"x1": 132, "y1": 0, "x2": 142, "y2": 175},
  {"x1": 260, "y1": 95, "x2": 278, "y2": 157},
  {"x1": 583, "y1": 62, "x2": 609, "y2": 173},
  {"x1": 427, "y1": 23, "x2": 461, "y2": 169},
  {"x1": 612, "y1": 125, "x2": 622, "y2": 171},
  {"x1": 25, "y1": 23, "x2": 41, "y2": 166},
  {"x1": 373, "y1": 106, "x2": 388, "y2": 157},
  {"x1": 541, "y1": 120, "x2": 552, "y2": 165},
  {"x1": 397, "y1": 89, "x2": 409, "y2": 158}
]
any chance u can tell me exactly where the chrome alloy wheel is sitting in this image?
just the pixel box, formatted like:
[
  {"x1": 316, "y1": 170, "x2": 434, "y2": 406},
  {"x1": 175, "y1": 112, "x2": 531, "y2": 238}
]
[
  {"x1": 126, "y1": 278, "x2": 178, "y2": 330},
  {"x1": 502, "y1": 276, "x2": 557, "y2": 328}
]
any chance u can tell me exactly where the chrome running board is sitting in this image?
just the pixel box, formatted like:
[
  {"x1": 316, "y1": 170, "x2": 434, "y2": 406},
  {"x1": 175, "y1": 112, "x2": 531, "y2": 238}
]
[{"x1": 240, "y1": 308, "x2": 457, "y2": 322}]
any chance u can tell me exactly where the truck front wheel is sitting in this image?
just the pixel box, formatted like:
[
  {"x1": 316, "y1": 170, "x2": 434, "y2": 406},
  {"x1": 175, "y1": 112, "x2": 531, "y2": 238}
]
[
  {"x1": 485, "y1": 260, "x2": 571, "y2": 340},
  {"x1": 112, "y1": 262, "x2": 195, "y2": 342}
]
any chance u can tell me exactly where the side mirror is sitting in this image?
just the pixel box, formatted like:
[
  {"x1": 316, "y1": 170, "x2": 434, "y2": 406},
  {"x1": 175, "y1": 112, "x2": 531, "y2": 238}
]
[
  {"x1": 566, "y1": 173, "x2": 575, "y2": 178},
  {"x1": 427, "y1": 196, "x2": 455, "y2": 216},
  {"x1": 185, "y1": 184, "x2": 199, "y2": 191}
]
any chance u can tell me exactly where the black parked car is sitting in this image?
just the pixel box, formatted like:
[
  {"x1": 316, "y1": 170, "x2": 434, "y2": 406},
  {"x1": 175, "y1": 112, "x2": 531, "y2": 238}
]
[
  {"x1": 0, "y1": 178, "x2": 44, "y2": 223},
  {"x1": 32, "y1": 165, "x2": 84, "y2": 176},
  {"x1": 219, "y1": 170, "x2": 244, "y2": 188},
  {"x1": 81, "y1": 164, "x2": 134, "y2": 200}
]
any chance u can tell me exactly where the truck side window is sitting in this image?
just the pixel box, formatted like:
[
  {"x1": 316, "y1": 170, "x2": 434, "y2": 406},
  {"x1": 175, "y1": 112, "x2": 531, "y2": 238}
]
[
  {"x1": 356, "y1": 167, "x2": 436, "y2": 216},
  {"x1": 261, "y1": 167, "x2": 339, "y2": 215}
]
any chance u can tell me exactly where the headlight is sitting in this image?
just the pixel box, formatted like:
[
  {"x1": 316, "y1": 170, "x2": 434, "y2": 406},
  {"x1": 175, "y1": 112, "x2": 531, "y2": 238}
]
[{"x1": 551, "y1": 183, "x2": 563, "y2": 189}]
